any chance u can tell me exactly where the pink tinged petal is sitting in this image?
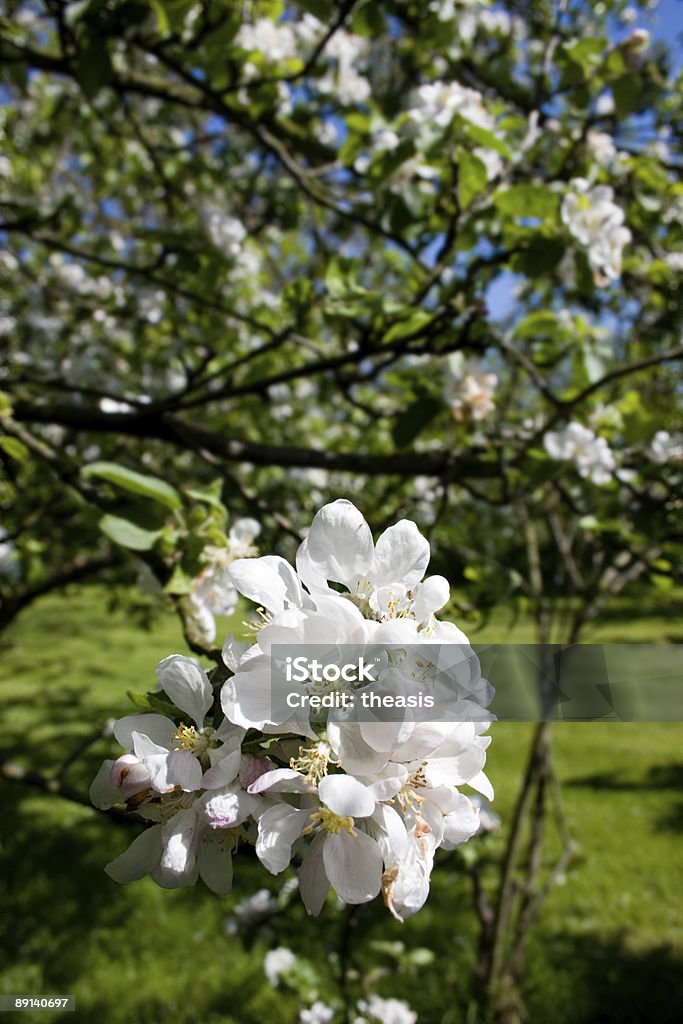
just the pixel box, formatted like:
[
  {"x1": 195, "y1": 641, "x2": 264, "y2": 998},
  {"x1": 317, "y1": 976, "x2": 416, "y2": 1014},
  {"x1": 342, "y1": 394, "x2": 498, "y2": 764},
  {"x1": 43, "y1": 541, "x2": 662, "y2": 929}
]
[
  {"x1": 370, "y1": 520, "x2": 430, "y2": 590},
  {"x1": 201, "y1": 786, "x2": 244, "y2": 828},
  {"x1": 298, "y1": 832, "x2": 329, "y2": 916},
  {"x1": 113, "y1": 713, "x2": 176, "y2": 751},
  {"x1": 322, "y1": 830, "x2": 382, "y2": 904},
  {"x1": 156, "y1": 655, "x2": 213, "y2": 729},
  {"x1": 412, "y1": 575, "x2": 450, "y2": 622},
  {"x1": 110, "y1": 754, "x2": 152, "y2": 796},
  {"x1": 105, "y1": 825, "x2": 162, "y2": 883},
  {"x1": 256, "y1": 804, "x2": 310, "y2": 874},
  {"x1": 228, "y1": 555, "x2": 302, "y2": 614},
  {"x1": 90, "y1": 760, "x2": 119, "y2": 809},
  {"x1": 198, "y1": 830, "x2": 234, "y2": 895},
  {"x1": 318, "y1": 774, "x2": 375, "y2": 818},
  {"x1": 302, "y1": 499, "x2": 374, "y2": 589},
  {"x1": 238, "y1": 754, "x2": 273, "y2": 790}
]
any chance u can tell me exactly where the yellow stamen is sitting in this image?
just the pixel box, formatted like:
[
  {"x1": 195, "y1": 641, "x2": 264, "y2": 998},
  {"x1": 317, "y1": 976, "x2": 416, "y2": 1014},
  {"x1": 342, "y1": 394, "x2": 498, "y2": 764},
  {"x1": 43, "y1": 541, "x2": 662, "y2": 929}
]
[{"x1": 304, "y1": 808, "x2": 357, "y2": 837}]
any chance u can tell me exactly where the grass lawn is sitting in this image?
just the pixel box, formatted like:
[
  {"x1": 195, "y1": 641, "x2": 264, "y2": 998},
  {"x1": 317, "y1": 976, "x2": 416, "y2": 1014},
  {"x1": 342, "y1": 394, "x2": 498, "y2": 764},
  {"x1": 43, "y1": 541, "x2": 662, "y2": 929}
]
[{"x1": 1, "y1": 587, "x2": 681, "y2": 1024}]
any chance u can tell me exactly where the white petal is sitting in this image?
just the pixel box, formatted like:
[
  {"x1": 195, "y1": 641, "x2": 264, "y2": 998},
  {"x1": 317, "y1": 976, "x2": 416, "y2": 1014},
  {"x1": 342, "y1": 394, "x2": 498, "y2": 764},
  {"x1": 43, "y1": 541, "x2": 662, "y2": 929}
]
[
  {"x1": 202, "y1": 736, "x2": 242, "y2": 789},
  {"x1": 165, "y1": 750, "x2": 203, "y2": 792},
  {"x1": 370, "y1": 520, "x2": 430, "y2": 589},
  {"x1": 113, "y1": 714, "x2": 175, "y2": 751},
  {"x1": 322, "y1": 830, "x2": 382, "y2": 904},
  {"x1": 229, "y1": 517, "x2": 261, "y2": 543},
  {"x1": 468, "y1": 770, "x2": 495, "y2": 801},
  {"x1": 198, "y1": 830, "x2": 234, "y2": 895},
  {"x1": 441, "y1": 793, "x2": 481, "y2": 849},
  {"x1": 90, "y1": 760, "x2": 120, "y2": 809},
  {"x1": 298, "y1": 832, "x2": 329, "y2": 916},
  {"x1": 228, "y1": 555, "x2": 302, "y2": 613},
  {"x1": 159, "y1": 807, "x2": 198, "y2": 879},
  {"x1": 248, "y1": 767, "x2": 315, "y2": 795},
  {"x1": 256, "y1": 804, "x2": 310, "y2": 874},
  {"x1": 299, "y1": 499, "x2": 374, "y2": 589},
  {"x1": 105, "y1": 825, "x2": 162, "y2": 883},
  {"x1": 318, "y1": 774, "x2": 374, "y2": 818},
  {"x1": 156, "y1": 655, "x2": 213, "y2": 728},
  {"x1": 222, "y1": 634, "x2": 250, "y2": 672},
  {"x1": 412, "y1": 575, "x2": 450, "y2": 622}
]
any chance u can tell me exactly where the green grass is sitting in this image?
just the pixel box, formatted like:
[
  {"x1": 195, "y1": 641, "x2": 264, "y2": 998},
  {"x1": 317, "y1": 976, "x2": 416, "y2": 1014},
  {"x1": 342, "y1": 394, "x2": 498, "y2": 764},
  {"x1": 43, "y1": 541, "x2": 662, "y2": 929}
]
[{"x1": 1, "y1": 588, "x2": 681, "y2": 1024}]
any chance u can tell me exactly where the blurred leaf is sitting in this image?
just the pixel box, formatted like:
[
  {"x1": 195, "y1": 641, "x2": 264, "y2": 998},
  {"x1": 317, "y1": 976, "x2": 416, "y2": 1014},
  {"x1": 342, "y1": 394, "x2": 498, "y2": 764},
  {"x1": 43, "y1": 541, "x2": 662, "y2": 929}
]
[
  {"x1": 0, "y1": 436, "x2": 29, "y2": 462},
  {"x1": 494, "y1": 185, "x2": 559, "y2": 221},
  {"x1": 392, "y1": 396, "x2": 441, "y2": 448},
  {"x1": 83, "y1": 462, "x2": 182, "y2": 510},
  {"x1": 458, "y1": 150, "x2": 488, "y2": 210},
  {"x1": 99, "y1": 514, "x2": 161, "y2": 551}
]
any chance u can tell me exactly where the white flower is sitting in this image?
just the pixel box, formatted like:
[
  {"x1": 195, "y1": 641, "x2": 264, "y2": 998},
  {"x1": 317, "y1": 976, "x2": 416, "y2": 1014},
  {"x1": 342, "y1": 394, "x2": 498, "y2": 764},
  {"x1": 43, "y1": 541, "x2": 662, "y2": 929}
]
[
  {"x1": 301, "y1": 1002, "x2": 335, "y2": 1024},
  {"x1": 233, "y1": 888, "x2": 278, "y2": 923},
  {"x1": 204, "y1": 210, "x2": 246, "y2": 256},
  {"x1": 188, "y1": 518, "x2": 261, "y2": 644},
  {"x1": 408, "y1": 80, "x2": 494, "y2": 132},
  {"x1": 237, "y1": 19, "x2": 298, "y2": 62},
  {"x1": 650, "y1": 430, "x2": 683, "y2": 464},
  {"x1": 358, "y1": 995, "x2": 417, "y2": 1024},
  {"x1": 264, "y1": 946, "x2": 297, "y2": 986},
  {"x1": 586, "y1": 130, "x2": 617, "y2": 167},
  {"x1": 544, "y1": 422, "x2": 616, "y2": 485},
  {"x1": 444, "y1": 355, "x2": 497, "y2": 422},
  {"x1": 561, "y1": 179, "x2": 631, "y2": 281}
]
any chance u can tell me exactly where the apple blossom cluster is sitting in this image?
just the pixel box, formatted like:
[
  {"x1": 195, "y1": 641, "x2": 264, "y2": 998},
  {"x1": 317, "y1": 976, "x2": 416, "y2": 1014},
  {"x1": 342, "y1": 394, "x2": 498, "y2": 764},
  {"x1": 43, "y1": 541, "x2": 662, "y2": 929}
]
[
  {"x1": 444, "y1": 355, "x2": 498, "y2": 423},
  {"x1": 561, "y1": 179, "x2": 632, "y2": 283},
  {"x1": 91, "y1": 500, "x2": 493, "y2": 921},
  {"x1": 544, "y1": 422, "x2": 616, "y2": 485}
]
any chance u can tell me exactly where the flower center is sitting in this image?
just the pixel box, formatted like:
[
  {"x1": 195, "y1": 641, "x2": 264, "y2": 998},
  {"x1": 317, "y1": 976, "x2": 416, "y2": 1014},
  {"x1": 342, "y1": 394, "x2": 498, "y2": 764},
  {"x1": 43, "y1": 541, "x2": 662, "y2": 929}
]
[
  {"x1": 171, "y1": 723, "x2": 210, "y2": 754},
  {"x1": 290, "y1": 741, "x2": 339, "y2": 783},
  {"x1": 305, "y1": 808, "x2": 357, "y2": 837},
  {"x1": 242, "y1": 606, "x2": 272, "y2": 634},
  {"x1": 397, "y1": 767, "x2": 428, "y2": 812}
]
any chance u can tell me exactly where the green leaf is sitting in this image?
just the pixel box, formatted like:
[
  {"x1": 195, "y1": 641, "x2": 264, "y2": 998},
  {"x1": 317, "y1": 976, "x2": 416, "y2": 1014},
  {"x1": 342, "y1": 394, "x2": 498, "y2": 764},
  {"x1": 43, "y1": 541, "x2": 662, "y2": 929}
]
[
  {"x1": 127, "y1": 690, "x2": 181, "y2": 716},
  {"x1": 164, "y1": 564, "x2": 194, "y2": 595},
  {"x1": 99, "y1": 514, "x2": 161, "y2": 551},
  {"x1": 392, "y1": 396, "x2": 442, "y2": 448},
  {"x1": 383, "y1": 310, "x2": 433, "y2": 344},
  {"x1": 458, "y1": 149, "x2": 488, "y2": 210},
  {"x1": 494, "y1": 185, "x2": 559, "y2": 221},
  {"x1": 0, "y1": 436, "x2": 29, "y2": 463},
  {"x1": 75, "y1": 36, "x2": 113, "y2": 100},
  {"x1": 184, "y1": 478, "x2": 225, "y2": 509},
  {"x1": 613, "y1": 74, "x2": 642, "y2": 118},
  {"x1": 83, "y1": 461, "x2": 182, "y2": 510}
]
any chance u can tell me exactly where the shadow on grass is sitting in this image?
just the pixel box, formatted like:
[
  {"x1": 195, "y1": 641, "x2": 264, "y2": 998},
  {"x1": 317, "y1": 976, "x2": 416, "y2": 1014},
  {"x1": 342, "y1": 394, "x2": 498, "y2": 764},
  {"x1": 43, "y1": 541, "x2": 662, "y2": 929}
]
[
  {"x1": 565, "y1": 763, "x2": 683, "y2": 833},
  {"x1": 523, "y1": 930, "x2": 683, "y2": 1024}
]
